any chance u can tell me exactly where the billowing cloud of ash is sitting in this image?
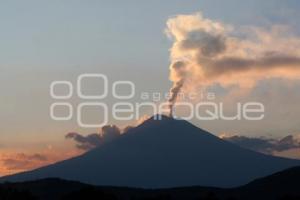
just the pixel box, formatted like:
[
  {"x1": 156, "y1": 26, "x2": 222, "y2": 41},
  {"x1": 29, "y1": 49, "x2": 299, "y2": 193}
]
[
  {"x1": 66, "y1": 132, "x2": 102, "y2": 150},
  {"x1": 166, "y1": 12, "x2": 300, "y2": 113},
  {"x1": 65, "y1": 116, "x2": 156, "y2": 151},
  {"x1": 66, "y1": 125, "x2": 121, "y2": 150},
  {"x1": 101, "y1": 125, "x2": 121, "y2": 142},
  {"x1": 123, "y1": 125, "x2": 135, "y2": 133}
]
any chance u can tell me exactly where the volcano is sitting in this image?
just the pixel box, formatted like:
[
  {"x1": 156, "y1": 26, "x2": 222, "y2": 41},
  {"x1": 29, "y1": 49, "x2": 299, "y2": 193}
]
[{"x1": 1, "y1": 115, "x2": 300, "y2": 188}]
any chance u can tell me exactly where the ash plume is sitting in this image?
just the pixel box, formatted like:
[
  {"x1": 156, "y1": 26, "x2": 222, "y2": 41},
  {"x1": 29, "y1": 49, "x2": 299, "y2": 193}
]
[
  {"x1": 167, "y1": 60, "x2": 188, "y2": 117},
  {"x1": 168, "y1": 78, "x2": 184, "y2": 117},
  {"x1": 165, "y1": 12, "x2": 300, "y2": 109}
]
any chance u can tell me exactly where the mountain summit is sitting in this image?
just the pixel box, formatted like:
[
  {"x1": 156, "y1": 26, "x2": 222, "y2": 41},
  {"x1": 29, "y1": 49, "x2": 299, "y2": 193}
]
[{"x1": 1, "y1": 116, "x2": 300, "y2": 188}]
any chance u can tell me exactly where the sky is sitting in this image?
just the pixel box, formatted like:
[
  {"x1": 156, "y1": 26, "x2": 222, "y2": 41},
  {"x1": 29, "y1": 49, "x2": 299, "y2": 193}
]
[{"x1": 1, "y1": 0, "x2": 300, "y2": 175}]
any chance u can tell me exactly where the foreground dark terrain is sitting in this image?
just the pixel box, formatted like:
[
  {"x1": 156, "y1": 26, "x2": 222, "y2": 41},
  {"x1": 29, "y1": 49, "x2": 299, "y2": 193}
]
[{"x1": 1, "y1": 166, "x2": 300, "y2": 200}]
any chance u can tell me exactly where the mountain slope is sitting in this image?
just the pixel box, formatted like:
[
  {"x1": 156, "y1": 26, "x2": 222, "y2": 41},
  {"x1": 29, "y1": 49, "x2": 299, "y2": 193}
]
[{"x1": 1, "y1": 115, "x2": 300, "y2": 188}]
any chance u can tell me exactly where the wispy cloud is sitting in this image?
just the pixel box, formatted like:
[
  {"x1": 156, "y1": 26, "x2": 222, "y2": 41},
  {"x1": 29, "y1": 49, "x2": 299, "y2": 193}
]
[
  {"x1": 222, "y1": 134, "x2": 300, "y2": 154},
  {"x1": 0, "y1": 147, "x2": 81, "y2": 176},
  {"x1": 0, "y1": 153, "x2": 48, "y2": 172}
]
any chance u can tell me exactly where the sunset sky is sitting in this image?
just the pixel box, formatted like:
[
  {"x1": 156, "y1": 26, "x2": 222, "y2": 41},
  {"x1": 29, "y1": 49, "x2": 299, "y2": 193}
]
[{"x1": 1, "y1": 0, "x2": 300, "y2": 175}]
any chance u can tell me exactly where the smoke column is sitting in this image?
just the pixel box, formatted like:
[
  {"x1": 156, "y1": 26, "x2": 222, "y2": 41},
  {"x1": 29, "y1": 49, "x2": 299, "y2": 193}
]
[
  {"x1": 168, "y1": 78, "x2": 184, "y2": 117},
  {"x1": 167, "y1": 60, "x2": 188, "y2": 117}
]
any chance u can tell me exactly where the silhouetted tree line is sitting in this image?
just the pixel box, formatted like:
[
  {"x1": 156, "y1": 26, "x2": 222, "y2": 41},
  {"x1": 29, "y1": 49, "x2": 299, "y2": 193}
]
[
  {"x1": 278, "y1": 194, "x2": 300, "y2": 200},
  {"x1": 60, "y1": 186, "x2": 118, "y2": 200},
  {"x1": 0, "y1": 187, "x2": 37, "y2": 200},
  {"x1": 1, "y1": 185, "x2": 300, "y2": 200}
]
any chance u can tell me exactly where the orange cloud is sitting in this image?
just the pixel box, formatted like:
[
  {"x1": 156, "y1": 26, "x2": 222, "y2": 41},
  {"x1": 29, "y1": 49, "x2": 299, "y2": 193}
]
[{"x1": 0, "y1": 147, "x2": 81, "y2": 176}]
